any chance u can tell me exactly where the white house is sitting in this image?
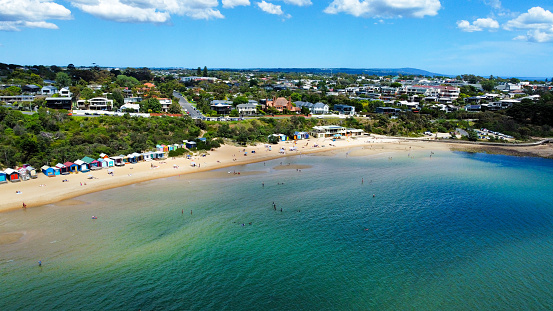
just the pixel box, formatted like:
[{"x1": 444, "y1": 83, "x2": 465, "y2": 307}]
[
  {"x1": 158, "y1": 98, "x2": 172, "y2": 112},
  {"x1": 41, "y1": 86, "x2": 58, "y2": 96},
  {"x1": 59, "y1": 87, "x2": 72, "y2": 97}
]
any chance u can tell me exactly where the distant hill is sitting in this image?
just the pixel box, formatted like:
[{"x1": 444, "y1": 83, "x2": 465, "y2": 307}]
[{"x1": 216, "y1": 67, "x2": 449, "y2": 77}]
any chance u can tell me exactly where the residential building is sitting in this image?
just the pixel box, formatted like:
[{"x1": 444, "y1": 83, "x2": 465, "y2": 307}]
[
  {"x1": 46, "y1": 97, "x2": 72, "y2": 110},
  {"x1": 158, "y1": 98, "x2": 172, "y2": 112},
  {"x1": 210, "y1": 100, "x2": 233, "y2": 115},
  {"x1": 237, "y1": 103, "x2": 257, "y2": 116},
  {"x1": 41, "y1": 86, "x2": 58, "y2": 96},
  {"x1": 334, "y1": 104, "x2": 355, "y2": 115},
  {"x1": 77, "y1": 97, "x2": 113, "y2": 110}
]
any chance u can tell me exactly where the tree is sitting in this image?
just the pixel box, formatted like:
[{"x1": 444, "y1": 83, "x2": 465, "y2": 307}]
[
  {"x1": 233, "y1": 96, "x2": 248, "y2": 106},
  {"x1": 140, "y1": 98, "x2": 161, "y2": 113},
  {"x1": 481, "y1": 80, "x2": 496, "y2": 92},
  {"x1": 168, "y1": 102, "x2": 182, "y2": 114},
  {"x1": 197, "y1": 67, "x2": 201, "y2": 76},
  {"x1": 203, "y1": 66, "x2": 208, "y2": 77},
  {"x1": 291, "y1": 92, "x2": 302, "y2": 102},
  {"x1": 3, "y1": 86, "x2": 21, "y2": 96},
  {"x1": 301, "y1": 106, "x2": 310, "y2": 116},
  {"x1": 55, "y1": 72, "x2": 71, "y2": 88},
  {"x1": 230, "y1": 109, "x2": 239, "y2": 117}
]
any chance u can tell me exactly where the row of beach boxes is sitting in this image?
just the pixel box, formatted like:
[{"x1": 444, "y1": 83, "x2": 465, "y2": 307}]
[
  {"x1": 0, "y1": 165, "x2": 38, "y2": 183},
  {"x1": 40, "y1": 152, "x2": 167, "y2": 177},
  {"x1": 0, "y1": 152, "x2": 167, "y2": 182}
]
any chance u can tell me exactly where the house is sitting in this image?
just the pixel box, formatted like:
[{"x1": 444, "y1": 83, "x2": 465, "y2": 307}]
[
  {"x1": 59, "y1": 87, "x2": 72, "y2": 97},
  {"x1": 185, "y1": 141, "x2": 197, "y2": 149},
  {"x1": 0, "y1": 171, "x2": 6, "y2": 184},
  {"x1": 376, "y1": 107, "x2": 401, "y2": 115},
  {"x1": 158, "y1": 98, "x2": 172, "y2": 112},
  {"x1": 334, "y1": 104, "x2": 355, "y2": 115},
  {"x1": 41, "y1": 165, "x2": 56, "y2": 177},
  {"x1": 266, "y1": 97, "x2": 299, "y2": 112},
  {"x1": 22, "y1": 84, "x2": 41, "y2": 94},
  {"x1": 18, "y1": 167, "x2": 31, "y2": 181},
  {"x1": 310, "y1": 125, "x2": 364, "y2": 138},
  {"x1": 46, "y1": 97, "x2": 72, "y2": 110},
  {"x1": 465, "y1": 105, "x2": 482, "y2": 112},
  {"x1": 41, "y1": 86, "x2": 58, "y2": 96},
  {"x1": 210, "y1": 100, "x2": 233, "y2": 115},
  {"x1": 294, "y1": 101, "x2": 329, "y2": 115},
  {"x1": 119, "y1": 103, "x2": 140, "y2": 113},
  {"x1": 77, "y1": 97, "x2": 113, "y2": 110},
  {"x1": 237, "y1": 103, "x2": 257, "y2": 116},
  {"x1": 4, "y1": 168, "x2": 20, "y2": 182},
  {"x1": 56, "y1": 163, "x2": 69, "y2": 175}
]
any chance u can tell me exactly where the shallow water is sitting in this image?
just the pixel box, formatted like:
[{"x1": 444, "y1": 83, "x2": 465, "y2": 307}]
[{"x1": 1, "y1": 149, "x2": 553, "y2": 310}]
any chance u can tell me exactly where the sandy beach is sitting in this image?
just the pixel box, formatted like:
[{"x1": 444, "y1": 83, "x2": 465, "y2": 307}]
[{"x1": 1, "y1": 135, "x2": 551, "y2": 213}]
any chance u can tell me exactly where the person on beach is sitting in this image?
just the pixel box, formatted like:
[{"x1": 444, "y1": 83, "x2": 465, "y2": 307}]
[{"x1": 22, "y1": 202, "x2": 26, "y2": 209}]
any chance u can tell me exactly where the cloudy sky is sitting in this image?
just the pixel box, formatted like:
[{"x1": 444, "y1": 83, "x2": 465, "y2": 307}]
[{"x1": 1, "y1": 0, "x2": 553, "y2": 77}]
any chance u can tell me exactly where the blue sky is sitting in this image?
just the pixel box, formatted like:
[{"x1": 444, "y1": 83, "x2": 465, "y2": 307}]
[{"x1": 1, "y1": 0, "x2": 553, "y2": 77}]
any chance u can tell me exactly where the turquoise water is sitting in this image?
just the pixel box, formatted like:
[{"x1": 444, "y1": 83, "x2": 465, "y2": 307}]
[{"x1": 1, "y1": 149, "x2": 553, "y2": 310}]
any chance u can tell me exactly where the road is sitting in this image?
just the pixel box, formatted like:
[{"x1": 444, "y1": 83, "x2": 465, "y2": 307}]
[{"x1": 173, "y1": 90, "x2": 203, "y2": 119}]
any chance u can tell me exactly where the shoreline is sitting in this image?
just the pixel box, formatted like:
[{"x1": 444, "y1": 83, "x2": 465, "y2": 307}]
[{"x1": 1, "y1": 136, "x2": 551, "y2": 213}]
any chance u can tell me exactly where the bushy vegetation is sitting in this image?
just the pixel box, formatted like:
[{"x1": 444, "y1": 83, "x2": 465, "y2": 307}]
[{"x1": 0, "y1": 107, "x2": 201, "y2": 168}]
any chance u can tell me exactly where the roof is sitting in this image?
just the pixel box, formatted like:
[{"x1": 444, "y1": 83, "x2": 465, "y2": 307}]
[
  {"x1": 64, "y1": 161, "x2": 75, "y2": 166},
  {"x1": 81, "y1": 156, "x2": 95, "y2": 163}
]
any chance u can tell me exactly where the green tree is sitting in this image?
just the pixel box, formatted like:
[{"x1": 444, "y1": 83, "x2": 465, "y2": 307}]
[
  {"x1": 55, "y1": 72, "x2": 71, "y2": 88},
  {"x1": 301, "y1": 106, "x2": 310, "y2": 116},
  {"x1": 230, "y1": 109, "x2": 239, "y2": 117},
  {"x1": 203, "y1": 66, "x2": 208, "y2": 77},
  {"x1": 168, "y1": 102, "x2": 182, "y2": 114},
  {"x1": 233, "y1": 96, "x2": 248, "y2": 106},
  {"x1": 197, "y1": 67, "x2": 201, "y2": 76},
  {"x1": 3, "y1": 86, "x2": 21, "y2": 96},
  {"x1": 140, "y1": 98, "x2": 162, "y2": 113},
  {"x1": 291, "y1": 92, "x2": 302, "y2": 102},
  {"x1": 481, "y1": 80, "x2": 496, "y2": 92}
]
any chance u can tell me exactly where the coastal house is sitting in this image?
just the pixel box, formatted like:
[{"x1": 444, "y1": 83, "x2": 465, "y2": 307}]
[
  {"x1": 22, "y1": 84, "x2": 41, "y2": 94},
  {"x1": 77, "y1": 97, "x2": 113, "y2": 111},
  {"x1": 4, "y1": 168, "x2": 20, "y2": 182},
  {"x1": 237, "y1": 103, "x2": 258, "y2": 116},
  {"x1": 158, "y1": 98, "x2": 172, "y2": 112},
  {"x1": 266, "y1": 97, "x2": 299, "y2": 113},
  {"x1": 0, "y1": 171, "x2": 6, "y2": 184},
  {"x1": 41, "y1": 165, "x2": 56, "y2": 177},
  {"x1": 46, "y1": 97, "x2": 73, "y2": 110},
  {"x1": 310, "y1": 125, "x2": 364, "y2": 138},
  {"x1": 334, "y1": 104, "x2": 355, "y2": 115},
  {"x1": 41, "y1": 86, "x2": 58, "y2": 96},
  {"x1": 59, "y1": 87, "x2": 72, "y2": 97},
  {"x1": 210, "y1": 100, "x2": 233, "y2": 115}
]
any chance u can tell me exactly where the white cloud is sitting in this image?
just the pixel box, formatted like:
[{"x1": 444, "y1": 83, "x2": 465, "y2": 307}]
[
  {"x1": 70, "y1": 0, "x2": 224, "y2": 23},
  {"x1": 257, "y1": 1, "x2": 284, "y2": 15},
  {"x1": 222, "y1": 0, "x2": 250, "y2": 9},
  {"x1": 0, "y1": 0, "x2": 71, "y2": 31},
  {"x1": 457, "y1": 18, "x2": 499, "y2": 32},
  {"x1": 504, "y1": 7, "x2": 553, "y2": 43},
  {"x1": 278, "y1": 0, "x2": 311, "y2": 6},
  {"x1": 483, "y1": 0, "x2": 501, "y2": 10},
  {"x1": 324, "y1": 0, "x2": 441, "y2": 18}
]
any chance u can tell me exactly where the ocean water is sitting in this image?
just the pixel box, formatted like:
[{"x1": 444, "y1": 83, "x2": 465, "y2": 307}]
[{"x1": 1, "y1": 148, "x2": 553, "y2": 311}]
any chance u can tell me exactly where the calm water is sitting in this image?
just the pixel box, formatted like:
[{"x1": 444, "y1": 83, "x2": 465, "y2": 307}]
[{"x1": 1, "y1": 148, "x2": 553, "y2": 310}]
